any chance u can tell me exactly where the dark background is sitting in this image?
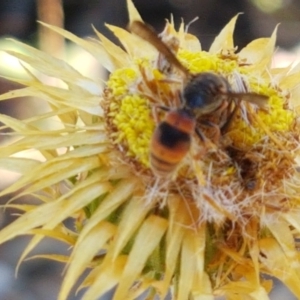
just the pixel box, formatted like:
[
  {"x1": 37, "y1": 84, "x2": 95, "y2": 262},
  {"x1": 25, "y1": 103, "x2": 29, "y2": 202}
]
[
  {"x1": 0, "y1": 1, "x2": 299, "y2": 299},
  {"x1": 0, "y1": 0, "x2": 300, "y2": 50}
]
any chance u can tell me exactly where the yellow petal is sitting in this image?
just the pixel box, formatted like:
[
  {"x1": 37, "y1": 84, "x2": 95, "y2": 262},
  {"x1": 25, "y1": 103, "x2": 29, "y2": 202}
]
[
  {"x1": 0, "y1": 157, "x2": 41, "y2": 174},
  {"x1": 30, "y1": 228, "x2": 76, "y2": 245},
  {"x1": 1, "y1": 204, "x2": 36, "y2": 213},
  {"x1": 220, "y1": 280, "x2": 269, "y2": 300},
  {"x1": 209, "y1": 14, "x2": 241, "y2": 54},
  {"x1": 0, "y1": 99, "x2": 76, "y2": 132},
  {"x1": 0, "y1": 156, "x2": 102, "y2": 197},
  {"x1": 106, "y1": 24, "x2": 156, "y2": 59},
  {"x1": 26, "y1": 254, "x2": 70, "y2": 263},
  {"x1": 0, "y1": 112, "x2": 40, "y2": 133},
  {"x1": 182, "y1": 33, "x2": 201, "y2": 52},
  {"x1": 127, "y1": 277, "x2": 154, "y2": 299},
  {"x1": 0, "y1": 78, "x2": 102, "y2": 116},
  {"x1": 226, "y1": 264, "x2": 271, "y2": 299},
  {"x1": 15, "y1": 177, "x2": 112, "y2": 271},
  {"x1": 283, "y1": 210, "x2": 300, "y2": 234},
  {"x1": 0, "y1": 201, "x2": 65, "y2": 245},
  {"x1": 279, "y1": 70, "x2": 300, "y2": 90},
  {"x1": 93, "y1": 26, "x2": 129, "y2": 70},
  {"x1": 0, "y1": 129, "x2": 105, "y2": 157},
  {"x1": 239, "y1": 25, "x2": 278, "y2": 68},
  {"x1": 259, "y1": 238, "x2": 300, "y2": 298},
  {"x1": 39, "y1": 22, "x2": 117, "y2": 72},
  {"x1": 264, "y1": 214, "x2": 297, "y2": 259},
  {"x1": 113, "y1": 215, "x2": 168, "y2": 300},
  {"x1": 249, "y1": 286, "x2": 270, "y2": 300},
  {"x1": 59, "y1": 221, "x2": 116, "y2": 300},
  {"x1": 108, "y1": 196, "x2": 154, "y2": 261},
  {"x1": 126, "y1": 0, "x2": 142, "y2": 23},
  {"x1": 245, "y1": 218, "x2": 260, "y2": 284},
  {"x1": 155, "y1": 196, "x2": 187, "y2": 297},
  {"x1": 192, "y1": 273, "x2": 214, "y2": 300},
  {"x1": 6, "y1": 43, "x2": 84, "y2": 84},
  {"x1": 81, "y1": 256, "x2": 128, "y2": 300},
  {"x1": 17, "y1": 224, "x2": 76, "y2": 274},
  {"x1": 178, "y1": 226, "x2": 207, "y2": 300},
  {"x1": 178, "y1": 20, "x2": 201, "y2": 51},
  {"x1": 76, "y1": 177, "x2": 139, "y2": 243}
]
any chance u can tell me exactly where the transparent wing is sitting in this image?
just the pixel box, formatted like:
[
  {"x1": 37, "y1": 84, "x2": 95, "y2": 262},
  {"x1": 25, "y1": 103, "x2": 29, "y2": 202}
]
[{"x1": 129, "y1": 20, "x2": 190, "y2": 78}]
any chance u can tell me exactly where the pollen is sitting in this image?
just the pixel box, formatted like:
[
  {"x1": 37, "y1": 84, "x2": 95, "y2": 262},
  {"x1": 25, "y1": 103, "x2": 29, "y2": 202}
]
[
  {"x1": 107, "y1": 69, "x2": 154, "y2": 167},
  {"x1": 178, "y1": 49, "x2": 238, "y2": 74},
  {"x1": 106, "y1": 67, "x2": 137, "y2": 97},
  {"x1": 228, "y1": 83, "x2": 295, "y2": 146},
  {"x1": 2, "y1": 2, "x2": 300, "y2": 299},
  {"x1": 104, "y1": 46, "x2": 294, "y2": 174}
]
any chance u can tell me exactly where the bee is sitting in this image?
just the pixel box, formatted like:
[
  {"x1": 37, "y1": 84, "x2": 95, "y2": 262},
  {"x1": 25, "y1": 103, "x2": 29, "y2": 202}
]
[
  {"x1": 129, "y1": 20, "x2": 268, "y2": 177},
  {"x1": 150, "y1": 108, "x2": 196, "y2": 176}
]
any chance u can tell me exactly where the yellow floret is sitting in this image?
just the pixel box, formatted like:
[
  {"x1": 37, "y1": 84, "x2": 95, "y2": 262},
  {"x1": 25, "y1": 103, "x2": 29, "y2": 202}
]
[
  {"x1": 106, "y1": 50, "x2": 294, "y2": 169},
  {"x1": 178, "y1": 50, "x2": 238, "y2": 74},
  {"x1": 111, "y1": 94, "x2": 155, "y2": 167},
  {"x1": 228, "y1": 80, "x2": 294, "y2": 145},
  {"x1": 107, "y1": 68, "x2": 137, "y2": 96}
]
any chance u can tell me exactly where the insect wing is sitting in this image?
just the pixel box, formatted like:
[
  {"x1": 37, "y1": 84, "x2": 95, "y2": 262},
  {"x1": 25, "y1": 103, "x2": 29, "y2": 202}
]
[
  {"x1": 129, "y1": 20, "x2": 190, "y2": 78},
  {"x1": 226, "y1": 92, "x2": 269, "y2": 110}
]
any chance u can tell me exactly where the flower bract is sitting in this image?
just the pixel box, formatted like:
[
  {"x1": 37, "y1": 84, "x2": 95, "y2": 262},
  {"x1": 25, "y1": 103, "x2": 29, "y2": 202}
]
[{"x1": 0, "y1": 0, "x2": 300, "y2": 299}]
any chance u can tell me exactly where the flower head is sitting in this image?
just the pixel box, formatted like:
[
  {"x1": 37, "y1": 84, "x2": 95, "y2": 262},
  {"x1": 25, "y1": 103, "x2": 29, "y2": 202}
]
[{"x1": 1, "y1": 0, "x2": 300, "y2": 299}]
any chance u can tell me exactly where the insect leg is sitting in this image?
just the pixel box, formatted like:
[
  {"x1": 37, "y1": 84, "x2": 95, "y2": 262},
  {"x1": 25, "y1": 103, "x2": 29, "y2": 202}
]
[
  {"x1": 221, "y1": 101, "x2": 239, "y2": 134},
  {"x1": 152, "y1": 105, "x2": 170, "y2": 123},
  {"x1": 199, "y1": 120, "x2": 221, "y2": 144},
  {"x1": 195, "y1": 127, "x2": 206, "y2": 142}
]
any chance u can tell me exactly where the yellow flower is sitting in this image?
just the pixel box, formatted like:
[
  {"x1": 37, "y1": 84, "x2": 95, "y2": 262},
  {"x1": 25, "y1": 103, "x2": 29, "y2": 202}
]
[{"x1": 1, "y1": 0, "x2": 300, "y2": 299}]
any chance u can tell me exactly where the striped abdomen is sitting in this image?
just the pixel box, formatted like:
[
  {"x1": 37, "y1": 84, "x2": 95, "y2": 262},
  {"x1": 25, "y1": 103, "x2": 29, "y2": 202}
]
[{"x1": 150, "y1": 109, "x2": 195, "y2": 177}]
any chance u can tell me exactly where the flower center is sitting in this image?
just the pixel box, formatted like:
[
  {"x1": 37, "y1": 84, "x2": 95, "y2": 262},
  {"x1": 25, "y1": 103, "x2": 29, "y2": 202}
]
[{"x1": 103, "y1": 49, "x2": 295, "y2": 180}]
